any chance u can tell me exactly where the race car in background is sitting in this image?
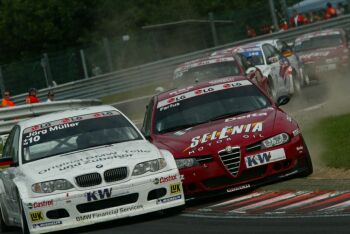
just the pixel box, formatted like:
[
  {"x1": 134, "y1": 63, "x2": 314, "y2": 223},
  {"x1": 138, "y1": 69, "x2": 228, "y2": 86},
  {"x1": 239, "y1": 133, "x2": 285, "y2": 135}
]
[
  {"x1": 173, "y1": 53, "x2": 269, "y2": 93},
  {"x1": 142, "y1": 76, "x2": 313, "y2": 199},
  {"x1": 212, "y1": 41, "x2": 295, "y2": 100},
  {"x1": 293, "y1": 28, "x2": 350, "y2": 80},
  {"x1": 0, "y1": 106, "x2": 184, "y2": 234},
  {"x1": 266, "y1": 39, "x2": 310, "y2": 89}
]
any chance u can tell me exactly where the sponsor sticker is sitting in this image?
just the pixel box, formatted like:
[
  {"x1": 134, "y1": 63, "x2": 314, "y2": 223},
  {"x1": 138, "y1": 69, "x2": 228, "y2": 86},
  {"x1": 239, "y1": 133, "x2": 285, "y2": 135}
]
[
  {"x1": 227, "y1": 184, "x2": 251, "y2": 193},
  {"x1": 154, "y1": 175, "x2": 177, "y2": 184},
  {"x1": 28, "y1": 200, "x2": 54, "y2": 209},
  {"x1": 245, "y1": 148, "x2": 286, "y2": 169},
  {"x1": 76, "y1": 205, "x2": 143, "y2": 222},
  {"x1": 85, "y1": 188, "x2": 112, "y2": 202},
  {"x1": 38, "y1": 150, "x2": 141, "y2": 174},
  {"x1": 30, "y1": 211, "x2": 44, "y2": 223},
  {"x1": 170, "y1": 183, "x2": 181, "y2": 194},
  {"x1": 157, "y1": 195, "x2": 182, "y2": 204},
  {"x1": 225, "y1": 113, "x2": 267, "y2": 122},
  {"x1": 32, "y1": 221, "x2": 62, "y2": 228},
  {"x1": 184, "y1": 122, "x2": 263, "y2": 151},
  {"x1": 157, "y1": 80, "x2": 252, "y2": 109}
]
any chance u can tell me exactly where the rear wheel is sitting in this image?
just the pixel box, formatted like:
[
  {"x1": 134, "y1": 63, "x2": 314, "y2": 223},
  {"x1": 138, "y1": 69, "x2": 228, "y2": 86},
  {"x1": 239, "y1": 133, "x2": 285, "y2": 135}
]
[
  {"x1": 303, "y1": 73, "x2": 310, "y2": 86},
  {"x1": 0, "y1": 204, "x2": 11, "y2": 233},
  {"x1": 293, "y1": 70, "x2": 302, "y2": 94}
]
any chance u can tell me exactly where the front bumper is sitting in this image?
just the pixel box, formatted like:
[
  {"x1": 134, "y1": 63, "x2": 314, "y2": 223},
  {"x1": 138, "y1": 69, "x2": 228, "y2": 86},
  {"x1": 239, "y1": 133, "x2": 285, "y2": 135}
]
[
  {"x1": 23, "y1": 169, "x2": 185, "y2": 234},
  {"x1": 180, "y1": 135, "x2": 310, "y2": 199}
]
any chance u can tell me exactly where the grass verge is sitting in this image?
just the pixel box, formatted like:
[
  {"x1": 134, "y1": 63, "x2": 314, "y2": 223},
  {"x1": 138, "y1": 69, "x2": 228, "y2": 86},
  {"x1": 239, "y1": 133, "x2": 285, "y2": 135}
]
[{"x1": 305, "y1": 113, "x2": 350, "y2": 169}]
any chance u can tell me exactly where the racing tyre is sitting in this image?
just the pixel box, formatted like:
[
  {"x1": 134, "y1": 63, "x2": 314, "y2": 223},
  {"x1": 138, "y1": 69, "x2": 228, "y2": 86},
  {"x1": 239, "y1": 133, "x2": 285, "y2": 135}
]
[
  {"x1": 303, "y1": 73, "x2": 310, "y2": 86},
  {"x1": 293, "y1": 74, "x2": 302, "y2": 94},
  {"x1": 0, "y1": 205, "x2": 11, "y2": 233},
  {"x1": 267, "y1": 77, "x2": 277, "y2": 101},
  {"x1": 298, "y1": 152, "x2": 313, "y2": 178},
  {"x1": 19, "y1": 200, "x2": 29, "y2": 234}
]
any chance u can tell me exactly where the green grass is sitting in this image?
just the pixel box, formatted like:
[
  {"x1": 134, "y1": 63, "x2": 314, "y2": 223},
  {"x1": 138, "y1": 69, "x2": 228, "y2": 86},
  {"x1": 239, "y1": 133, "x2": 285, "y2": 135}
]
[
  {"x1": 306, "y1": 113, "x2": 350, "y2": 169},
  {"x1": 100, "y1": 81, "x2": 171, "y2": 104}
]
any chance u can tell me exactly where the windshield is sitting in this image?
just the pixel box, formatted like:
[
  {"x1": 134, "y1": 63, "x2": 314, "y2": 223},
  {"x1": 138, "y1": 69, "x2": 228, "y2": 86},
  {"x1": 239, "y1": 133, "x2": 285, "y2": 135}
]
[
  {"x1": 154, "y1": 81, "x2": 270, "y2": 134},
  {"x1": 294, "y1": 34, "x2": 343, "y2": 52},
  {"x1": 174, "y1": 61, "x2": 242, "y2": 87},
  {"x1": 238, "y1": 50, "x2": 265, "y2": 66},
  {"x1": 22, "y1": 111, "x2": 142, "y2": 163}
]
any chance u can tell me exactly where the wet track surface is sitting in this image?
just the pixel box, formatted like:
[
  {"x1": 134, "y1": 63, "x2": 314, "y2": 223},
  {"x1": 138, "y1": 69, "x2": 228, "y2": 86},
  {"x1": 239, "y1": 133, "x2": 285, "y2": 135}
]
[{"x1": 7, "y1": 77, "x2": 350, "y2": 234}]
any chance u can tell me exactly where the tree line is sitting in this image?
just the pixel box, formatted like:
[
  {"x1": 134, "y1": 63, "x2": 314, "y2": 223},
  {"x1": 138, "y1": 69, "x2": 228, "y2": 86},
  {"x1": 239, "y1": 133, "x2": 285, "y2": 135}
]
[{"x1": 0, "y1": 0, "x2": 301, "y2": 64}]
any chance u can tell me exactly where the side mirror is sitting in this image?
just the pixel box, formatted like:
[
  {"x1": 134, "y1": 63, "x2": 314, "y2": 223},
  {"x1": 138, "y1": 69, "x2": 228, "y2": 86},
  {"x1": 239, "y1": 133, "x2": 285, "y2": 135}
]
[
  {"x1": 277, "y1": 96, "x2": 290, "y2": 106},
  {"x1": 267, "y1": 56, "x2": 278, "y2": 64},
  {"x1": 155, "y1": 86, "x2": 165, "y2": 94},
  {"x1": 0, "y1": 158, "x2": 15, "y2": 169}
]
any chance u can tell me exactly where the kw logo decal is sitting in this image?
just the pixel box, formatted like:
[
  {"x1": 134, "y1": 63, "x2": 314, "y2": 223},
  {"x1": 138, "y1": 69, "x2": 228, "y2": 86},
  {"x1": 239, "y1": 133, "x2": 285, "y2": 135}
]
[
  {"x1": 86, "y1": 188, "x2": 112, "y2": 202},
  {"x1": 245, "y1": 148, "x2": 286, "y2": 168},
  {"x1": 30, "y1": 211, "x2": 44, "y2": 222},
  {"x1": 246, "y1": 152, "x2": 272, "y2": 168},
  {"x1": 170, "y1": 183, "x2": 181, "y2": 194}
]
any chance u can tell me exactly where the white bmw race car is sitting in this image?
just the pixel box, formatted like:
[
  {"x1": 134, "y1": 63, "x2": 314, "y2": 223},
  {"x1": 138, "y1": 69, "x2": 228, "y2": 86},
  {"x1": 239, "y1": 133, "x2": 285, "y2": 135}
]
[
  {"x1": 212, "y1": 41, "x2": 293, "y2": 100},
  {"x1": 0, "y1": 105, "x2": 184, "y2": 234}
]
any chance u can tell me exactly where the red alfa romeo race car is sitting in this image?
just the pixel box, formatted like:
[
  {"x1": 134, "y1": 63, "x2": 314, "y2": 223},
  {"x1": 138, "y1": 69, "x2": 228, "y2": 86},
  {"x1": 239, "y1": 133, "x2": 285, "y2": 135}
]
[
  {"x1": 294, "y1": 28, "x2": 349, "y2": 79},
  {"x1": 141, "y1": 76, "x2": 313, "y2": 199}
]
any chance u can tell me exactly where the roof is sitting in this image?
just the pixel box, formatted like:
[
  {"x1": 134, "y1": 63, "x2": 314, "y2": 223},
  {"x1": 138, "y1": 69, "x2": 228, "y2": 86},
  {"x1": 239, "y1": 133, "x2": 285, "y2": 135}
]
[
  {"x1": 295, "y1": 28, "x2": 345, "y2": 42},
  {"x1": 213, "y1": 42, "x2": 265, "y2": 56},
  {"x1": 174, "y1": 54, "x2": 237, "y2": 73},
  {"x1": 18, "y1": 105, "x2": 119, "y2": 130},
  {"x1": 156, "y1": 76, "x2": 248, "y2": 101}
]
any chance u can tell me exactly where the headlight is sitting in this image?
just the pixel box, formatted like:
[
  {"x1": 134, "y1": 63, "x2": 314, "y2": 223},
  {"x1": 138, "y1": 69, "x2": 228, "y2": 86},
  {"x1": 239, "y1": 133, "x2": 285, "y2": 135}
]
[
  {"x1": 132, "y1": 158, "x2": 167, "y2": 176},
  {"x1": 261, "y1": 133, "x2": 289, "y2": 149},
  {"x1": 175, "y1": 158, "x2": 198, "y2": 169},
  {"x1": 32, "y1": 179, "x2": 74, "y2": 193}
]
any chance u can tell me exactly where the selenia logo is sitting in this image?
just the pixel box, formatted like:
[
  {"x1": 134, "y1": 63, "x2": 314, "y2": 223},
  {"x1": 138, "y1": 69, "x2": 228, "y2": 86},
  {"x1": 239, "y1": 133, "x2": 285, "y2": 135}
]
[{"x1": 187, "y1": 122, "x2": 263, "y2": 149}]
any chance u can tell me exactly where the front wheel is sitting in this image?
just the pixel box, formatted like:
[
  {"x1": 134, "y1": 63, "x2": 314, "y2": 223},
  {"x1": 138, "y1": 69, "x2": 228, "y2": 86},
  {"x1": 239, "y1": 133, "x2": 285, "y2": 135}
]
[
  {"x1": 19, "y1": 199, "x2": 29, "y2": 234},
  {"x1": 267, "y1": 77, "x2": 277, "y2": 101}
]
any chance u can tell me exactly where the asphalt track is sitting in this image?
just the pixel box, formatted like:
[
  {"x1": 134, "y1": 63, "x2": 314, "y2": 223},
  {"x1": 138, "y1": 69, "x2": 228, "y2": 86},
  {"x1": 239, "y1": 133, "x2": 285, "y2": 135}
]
[{"x1": 7, "y1": 77, "x2": 350, "y2": 234}]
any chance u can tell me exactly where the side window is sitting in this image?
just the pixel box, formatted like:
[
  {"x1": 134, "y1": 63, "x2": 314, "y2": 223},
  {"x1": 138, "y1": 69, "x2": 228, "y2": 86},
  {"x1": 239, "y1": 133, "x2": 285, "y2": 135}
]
[
  {"x1": 281, "y1": 41, "x2": 290, "y2": 51},
  {"x1": 142, "y1": 98, "x2": 155, "y2": 137},
  {"x1": 10, "y1": 127, "x2": 20, "y2": 163},
  {"x1": 262, "y1": 45, "x2": 273, "y2": 63},
  {"x1": 1, "y1": 127, "x2": 16, "y2": 159},
  {"x1": 276, "y1": 41, "x2": 284, "y2": 51},
  {"x1": 267, "y1": 44, "x2": 280, "y2": 57}
]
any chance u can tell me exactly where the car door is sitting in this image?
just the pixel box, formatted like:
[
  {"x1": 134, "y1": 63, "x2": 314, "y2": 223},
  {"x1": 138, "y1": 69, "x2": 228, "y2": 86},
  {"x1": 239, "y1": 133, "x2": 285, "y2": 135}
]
[
  {"x1": 262, "y1": 44, "x2": 281, "y2": 91},
  {"x1": 0, "y1": 126, "x2": 21, "y2": 221}
]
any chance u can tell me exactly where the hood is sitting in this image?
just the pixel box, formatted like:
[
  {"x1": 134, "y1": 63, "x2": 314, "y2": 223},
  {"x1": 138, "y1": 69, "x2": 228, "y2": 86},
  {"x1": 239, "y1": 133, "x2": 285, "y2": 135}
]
[
  {"x1": 20, "y1": 140, "x2": 160, "y2": 181},
  {"x1": 154, "y1": 108, "x2": 277, "y2": 157},
  {"x1": 297, "y1": 46, "x2": 343, "y2": 63}
]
